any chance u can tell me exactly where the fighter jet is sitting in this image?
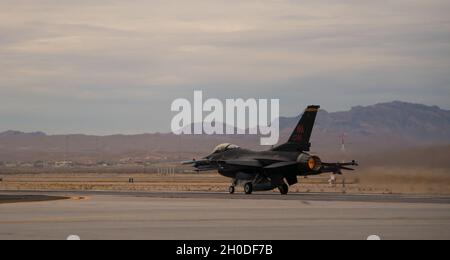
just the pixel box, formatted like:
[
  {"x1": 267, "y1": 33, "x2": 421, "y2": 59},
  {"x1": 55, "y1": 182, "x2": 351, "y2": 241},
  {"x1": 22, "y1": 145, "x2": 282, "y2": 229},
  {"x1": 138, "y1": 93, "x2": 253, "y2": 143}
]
[{"x1": 183, "y1": 106, "x2": 358, "y2": 195}]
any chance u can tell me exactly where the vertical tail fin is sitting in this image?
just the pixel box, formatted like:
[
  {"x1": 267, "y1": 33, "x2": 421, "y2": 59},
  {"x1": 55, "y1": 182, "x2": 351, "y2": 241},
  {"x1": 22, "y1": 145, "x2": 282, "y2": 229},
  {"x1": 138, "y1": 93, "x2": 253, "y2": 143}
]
[
  {"x1": 288, "y1": 105, "x2": 320, "y2": 144},
  {"x1": 272, "y1": 105, "x2": 320, "y2": 152}
]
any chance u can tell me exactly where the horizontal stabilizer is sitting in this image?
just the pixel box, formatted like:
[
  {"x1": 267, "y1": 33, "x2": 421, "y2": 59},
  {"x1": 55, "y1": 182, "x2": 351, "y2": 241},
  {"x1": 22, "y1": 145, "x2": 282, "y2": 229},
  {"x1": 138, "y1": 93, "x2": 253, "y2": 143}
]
[
  {"x1": 181, "y1": 160, "x2": 197, "y2": 165},
  {"x1": 321, "y1": 161, "x2": 359, "y2": 174},
  {"x1": 322, "y1": 161, "x2": 359, "y2": 167}
]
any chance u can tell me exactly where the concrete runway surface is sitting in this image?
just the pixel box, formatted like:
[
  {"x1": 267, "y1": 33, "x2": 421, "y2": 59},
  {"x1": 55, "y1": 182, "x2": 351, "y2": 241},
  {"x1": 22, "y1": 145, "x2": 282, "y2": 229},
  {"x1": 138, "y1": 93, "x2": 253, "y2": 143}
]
[{"x1": 1, "y1": 190, "x2": 450, "y2": 240}]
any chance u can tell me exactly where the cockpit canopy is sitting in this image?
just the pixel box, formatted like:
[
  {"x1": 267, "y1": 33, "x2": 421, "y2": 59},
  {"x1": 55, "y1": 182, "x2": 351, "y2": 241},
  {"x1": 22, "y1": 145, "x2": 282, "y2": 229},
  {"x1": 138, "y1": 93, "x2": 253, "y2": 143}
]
[{"x1": 212, "y1": 143, "x2": 240, "y2": 154}]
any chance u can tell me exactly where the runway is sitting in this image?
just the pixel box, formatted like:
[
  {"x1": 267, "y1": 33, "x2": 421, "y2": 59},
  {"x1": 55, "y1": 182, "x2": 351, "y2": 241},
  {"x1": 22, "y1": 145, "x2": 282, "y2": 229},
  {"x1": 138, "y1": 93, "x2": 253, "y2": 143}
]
[
  {"x1": 1, "y1": 190, "x2": 450, "y2": 240},
  {"x1": 2, "y1": 190, "x2": 450, "y2": 204},
  {"x1": 0, "y1": 194, "x2": 68, "y2": 204}
]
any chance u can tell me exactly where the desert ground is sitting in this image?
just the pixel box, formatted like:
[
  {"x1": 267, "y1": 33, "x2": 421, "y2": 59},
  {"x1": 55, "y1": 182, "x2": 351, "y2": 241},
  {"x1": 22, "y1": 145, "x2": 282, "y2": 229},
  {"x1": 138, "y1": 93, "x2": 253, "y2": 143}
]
[
  {"x1": 1, "y1": 166, "x2": 450, "y2": 195},
  {"x1": 1, "y1": 167, "x2": 450, "y2": 240}
]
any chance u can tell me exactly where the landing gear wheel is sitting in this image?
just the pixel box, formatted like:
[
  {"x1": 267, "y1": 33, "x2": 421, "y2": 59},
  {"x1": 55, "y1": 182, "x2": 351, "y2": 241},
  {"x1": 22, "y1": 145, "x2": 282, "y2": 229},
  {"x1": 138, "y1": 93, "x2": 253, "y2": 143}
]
[
  {"x1": 279, "y1": 184, "x2": 289, "y2": 195},
  {"x1": 229, "y1": 186, "x2": 235, "y2": 194},
  {"x1": 244, "y1": 183, "x2": 253, "y2": 195}
]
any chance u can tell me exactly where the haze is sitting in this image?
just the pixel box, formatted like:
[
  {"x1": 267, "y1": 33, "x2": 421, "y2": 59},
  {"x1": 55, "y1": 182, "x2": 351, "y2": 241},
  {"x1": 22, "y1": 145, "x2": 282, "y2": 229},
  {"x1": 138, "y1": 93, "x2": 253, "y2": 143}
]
[{"x1": 1, "y1": 0, "x2": 449, "y2": 134}]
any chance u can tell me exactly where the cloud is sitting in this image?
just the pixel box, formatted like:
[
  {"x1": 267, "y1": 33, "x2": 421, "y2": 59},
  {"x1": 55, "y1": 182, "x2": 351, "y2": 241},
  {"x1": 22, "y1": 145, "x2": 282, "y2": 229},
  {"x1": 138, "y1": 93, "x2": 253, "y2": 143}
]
[{"x1": 0, "y1": 0, "x2": 449, "y2": 133}]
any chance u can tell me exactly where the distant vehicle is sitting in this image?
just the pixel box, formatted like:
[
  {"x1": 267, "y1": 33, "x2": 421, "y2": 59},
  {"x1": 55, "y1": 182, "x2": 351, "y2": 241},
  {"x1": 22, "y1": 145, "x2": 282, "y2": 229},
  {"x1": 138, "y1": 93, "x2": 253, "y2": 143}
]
[
  {"x1": 183, "y1": 106, "x2": 358, "y2": 195},
  {"x1": 54, "y1": 161, "x2": 74, "y2": 168}
]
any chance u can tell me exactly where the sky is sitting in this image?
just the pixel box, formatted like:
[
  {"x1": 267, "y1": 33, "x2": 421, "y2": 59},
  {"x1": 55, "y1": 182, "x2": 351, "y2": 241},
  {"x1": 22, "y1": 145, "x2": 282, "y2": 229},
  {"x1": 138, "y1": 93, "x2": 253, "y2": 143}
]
[{"x1": 1, "y1": 0, "x2": 449, "y2": 134}]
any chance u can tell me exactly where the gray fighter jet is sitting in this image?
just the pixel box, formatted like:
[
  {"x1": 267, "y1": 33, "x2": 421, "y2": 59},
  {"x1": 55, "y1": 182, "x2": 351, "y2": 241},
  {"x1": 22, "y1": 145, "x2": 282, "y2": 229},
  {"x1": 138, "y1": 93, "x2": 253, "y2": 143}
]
[{"x1": 183, "y1": 106, "x2": 358, "y2": 195}]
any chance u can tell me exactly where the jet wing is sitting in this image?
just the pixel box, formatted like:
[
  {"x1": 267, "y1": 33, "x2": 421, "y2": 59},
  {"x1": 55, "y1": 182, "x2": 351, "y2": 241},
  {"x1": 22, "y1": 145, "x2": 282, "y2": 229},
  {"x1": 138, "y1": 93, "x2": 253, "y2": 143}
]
[
  {"x1": 183, "y1": 158, "x2": 278, "y2": 172},
  {"x1": 219, "y1": 159, "x2": 295, "y2": 169},
  {"x1": 218, "y1": 160, "x2": 263, "y2": 168},
  {"x1": 193, "y1": 166, "x2": 217, "y2": 172},
  {"x1": 321, "y1": 161, "x2": 359, "y2": 174},
  {"x1": 182, "y1": 159, "x2": 211, "y2": 166},
  {"x1": 182, "y1": 159, "x2": 219, "y2": 172},
  {"x1": 182, "y1": 160, "x2": 199, "y2": 165}
]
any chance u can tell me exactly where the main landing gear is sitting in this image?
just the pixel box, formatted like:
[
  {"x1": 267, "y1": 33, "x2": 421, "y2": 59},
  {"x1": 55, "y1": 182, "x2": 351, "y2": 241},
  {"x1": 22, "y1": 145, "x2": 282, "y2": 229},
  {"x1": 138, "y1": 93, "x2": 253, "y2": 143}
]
[
  {"x1": 244, "y1": 182, "x2": 253, "y2": 195},
  {"x1": 228, "y1": 183, "x2": 253, "y2": 195},
  {"x1": 228, "y1": 179, "x2": 289, "y2": 195},
  {"x1": 229, "y1": 179, "x2": 237, "y2": 194},
  {"x1": 278, "y1": 183, "x2": 289, "y2": 195}
]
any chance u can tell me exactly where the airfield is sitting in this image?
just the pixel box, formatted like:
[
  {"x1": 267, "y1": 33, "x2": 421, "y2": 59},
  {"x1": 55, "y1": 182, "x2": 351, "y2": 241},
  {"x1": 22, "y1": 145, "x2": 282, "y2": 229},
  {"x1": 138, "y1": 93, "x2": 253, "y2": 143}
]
[
  {"x1": 1, "y1": 190, "x2": 450, "y2": 240},
  {"x1": 1, "y1": 172, "x2": 450, "y2": 240}
]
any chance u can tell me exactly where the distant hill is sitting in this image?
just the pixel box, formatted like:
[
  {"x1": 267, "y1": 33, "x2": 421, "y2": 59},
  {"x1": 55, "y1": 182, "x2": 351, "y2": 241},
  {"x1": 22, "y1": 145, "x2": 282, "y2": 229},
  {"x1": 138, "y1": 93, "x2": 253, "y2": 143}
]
[
  {"x1": 281, "y1": 101, "x2": 450, "y2": 158},
  {"x1": 1, "y1": 101, "x2": 450, "y2": 162},
  {"x1": 282, "y1": 101, "x2": 450, "y2": 143},
  {"x1": 0, "y1": 131, "x2": 46, "y2": 138}
]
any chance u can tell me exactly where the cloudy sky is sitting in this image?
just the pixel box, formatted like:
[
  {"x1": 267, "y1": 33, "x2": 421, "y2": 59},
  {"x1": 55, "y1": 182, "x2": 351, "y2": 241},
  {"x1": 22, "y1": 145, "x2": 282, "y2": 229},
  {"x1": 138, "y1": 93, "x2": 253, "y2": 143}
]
[{"x1": 1, "y1": 0, "x2": 449, "y2": 134}]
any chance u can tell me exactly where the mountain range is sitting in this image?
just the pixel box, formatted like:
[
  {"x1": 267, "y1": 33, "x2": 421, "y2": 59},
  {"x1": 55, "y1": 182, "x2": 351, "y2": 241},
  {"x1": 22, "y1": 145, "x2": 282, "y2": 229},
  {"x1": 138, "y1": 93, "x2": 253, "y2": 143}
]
[{"x1": 1, "y1": 101, "x2": 450, "y2": 162}]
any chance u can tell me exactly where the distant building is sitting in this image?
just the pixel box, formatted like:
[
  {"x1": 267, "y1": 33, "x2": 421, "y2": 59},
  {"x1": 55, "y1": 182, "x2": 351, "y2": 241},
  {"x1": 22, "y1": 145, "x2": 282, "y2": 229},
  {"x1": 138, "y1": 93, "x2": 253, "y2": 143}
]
[
  {"x1": 119, "y1": 158, "x2": 133, "y2": 164},
  {"x1": 33, "y1": 161, "x2": 46, "y2": 168},
  {"x1": 97, "y1": 161, "x2": 113, "y2": 167},
  {"x1": 134, "y1": 160, "x2": 145, "y2": 166},
  {"x1": 19, "y1": 162, "x2": 34, "y2": 167},
  {"x1": 77, "y1": 161, "x2": 96, "y2": 167},
  {"x1": 54, "y1": 161, "x2": 74, "y2": 168},
  {"x1": 5, "y1": 162, "x2": 18, "y2": 168}
]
